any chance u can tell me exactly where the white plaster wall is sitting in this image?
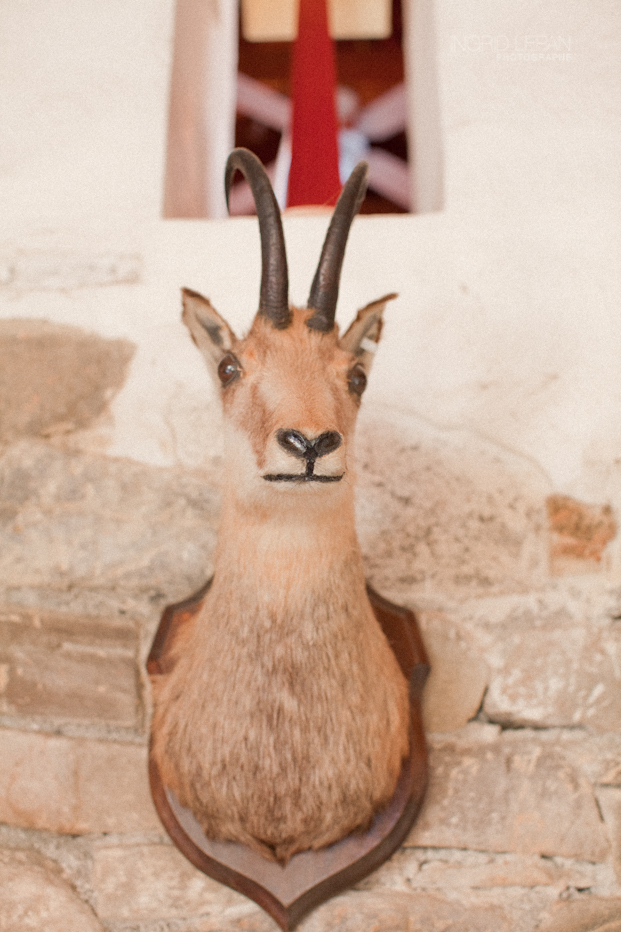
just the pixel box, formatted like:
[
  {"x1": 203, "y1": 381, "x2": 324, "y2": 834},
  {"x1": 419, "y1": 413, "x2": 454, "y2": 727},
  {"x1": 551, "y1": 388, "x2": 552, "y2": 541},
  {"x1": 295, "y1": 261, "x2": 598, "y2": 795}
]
[
  {"x1": 0, "y1": 0, "x2": 173, "y2": 249},
  {"x1": 1, "y1": 1, "x2": 620, "y2": 513},
  {"x1": 428, "y1": 0, "x2": 621, "y2": 502}
]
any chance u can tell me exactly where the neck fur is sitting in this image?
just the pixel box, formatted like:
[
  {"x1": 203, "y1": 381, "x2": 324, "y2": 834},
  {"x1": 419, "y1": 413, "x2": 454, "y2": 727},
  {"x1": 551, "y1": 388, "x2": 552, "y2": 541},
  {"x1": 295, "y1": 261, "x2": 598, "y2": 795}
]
[{"x1": 212, "y1": 483, "x2": 366, "y2": 616}]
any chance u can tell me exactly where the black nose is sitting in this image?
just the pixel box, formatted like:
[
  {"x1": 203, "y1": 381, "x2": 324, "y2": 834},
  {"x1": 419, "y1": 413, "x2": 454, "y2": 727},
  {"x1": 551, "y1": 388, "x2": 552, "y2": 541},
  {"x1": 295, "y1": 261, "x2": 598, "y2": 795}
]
[
  {"x1": 313, "y1": 431, "x2": 342, "y2": 458},
  {"x1": 277, "y1": 429, "x2": 342, "y2": 461}
]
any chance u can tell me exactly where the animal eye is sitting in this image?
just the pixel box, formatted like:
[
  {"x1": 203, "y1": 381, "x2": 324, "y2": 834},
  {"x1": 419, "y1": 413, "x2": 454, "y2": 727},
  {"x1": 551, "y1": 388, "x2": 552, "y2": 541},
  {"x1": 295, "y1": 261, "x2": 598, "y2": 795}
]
[
  {"x1": 217, "y1": 353, "x2": 241, "y2": 386},
  {"x1": 348, "y1": 364, "x2": 367, "y2": 398}
]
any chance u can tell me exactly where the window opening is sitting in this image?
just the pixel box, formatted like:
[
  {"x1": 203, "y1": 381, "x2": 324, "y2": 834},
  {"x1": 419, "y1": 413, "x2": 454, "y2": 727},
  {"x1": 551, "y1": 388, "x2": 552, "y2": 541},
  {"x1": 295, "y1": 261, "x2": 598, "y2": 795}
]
[
  {"x1": 163, "y1": 0, "x2": 443, "y2": 218},
  {"x1": 233, "y1": 0, "x2": 409, "y2": 215}
]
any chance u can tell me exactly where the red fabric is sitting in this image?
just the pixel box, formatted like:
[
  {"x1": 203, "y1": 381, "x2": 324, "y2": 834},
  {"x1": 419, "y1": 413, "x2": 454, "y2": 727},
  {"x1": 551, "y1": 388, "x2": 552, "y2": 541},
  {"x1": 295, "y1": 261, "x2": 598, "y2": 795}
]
[{"x1": 287, "y1": 0, "x2": 341, "y2": 207}]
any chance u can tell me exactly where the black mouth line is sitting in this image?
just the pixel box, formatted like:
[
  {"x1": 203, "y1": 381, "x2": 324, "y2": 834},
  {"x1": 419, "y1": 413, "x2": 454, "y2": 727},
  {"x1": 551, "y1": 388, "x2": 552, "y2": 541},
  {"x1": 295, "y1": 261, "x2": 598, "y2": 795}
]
[{"x1": 263, "y1": 473, "x2": 344, "y2": 483}]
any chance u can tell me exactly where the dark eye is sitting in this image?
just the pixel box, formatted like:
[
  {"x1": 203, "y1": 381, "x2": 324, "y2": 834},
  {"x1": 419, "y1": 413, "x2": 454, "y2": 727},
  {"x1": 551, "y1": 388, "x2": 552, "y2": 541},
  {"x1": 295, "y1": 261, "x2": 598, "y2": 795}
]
[
  {"x1": 217, "y1": 353, "x2": 241, "y2": 386},
  {"x1": 348, "y1": 364, "x2": 367, "y2": 398}
]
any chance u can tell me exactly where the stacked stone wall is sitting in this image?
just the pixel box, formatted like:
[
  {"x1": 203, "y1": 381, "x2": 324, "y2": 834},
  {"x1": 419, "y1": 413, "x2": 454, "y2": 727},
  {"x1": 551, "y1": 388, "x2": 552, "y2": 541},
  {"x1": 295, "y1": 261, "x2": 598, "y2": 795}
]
[{"x1": 0, "y1": 321, "x2": 619, "y2": 930}]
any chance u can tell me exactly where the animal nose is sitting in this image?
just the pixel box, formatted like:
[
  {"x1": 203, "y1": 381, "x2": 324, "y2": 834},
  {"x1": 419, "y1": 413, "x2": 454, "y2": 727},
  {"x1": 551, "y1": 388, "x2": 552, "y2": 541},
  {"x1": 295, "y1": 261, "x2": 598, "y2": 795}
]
[
  {"x1": 313, "y1": 431, "x2": 342, "y2": 458},
  {"x1": 277, "y1": 429, "x2": 342, "y2": 461}
]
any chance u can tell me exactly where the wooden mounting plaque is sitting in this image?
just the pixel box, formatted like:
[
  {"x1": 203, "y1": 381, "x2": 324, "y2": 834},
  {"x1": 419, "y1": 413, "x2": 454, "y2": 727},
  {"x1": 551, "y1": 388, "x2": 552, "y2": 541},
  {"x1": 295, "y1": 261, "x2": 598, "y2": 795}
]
[{"x1": 147, "y1": 581, "x2": 430, "y2": 931}]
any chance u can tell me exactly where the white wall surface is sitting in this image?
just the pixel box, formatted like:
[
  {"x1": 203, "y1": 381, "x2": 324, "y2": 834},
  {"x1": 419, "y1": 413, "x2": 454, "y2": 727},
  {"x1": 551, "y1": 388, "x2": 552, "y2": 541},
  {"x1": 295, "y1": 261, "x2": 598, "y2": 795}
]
[{"x1": 1, "y1": 0, "x2": 620, "y2": 513}]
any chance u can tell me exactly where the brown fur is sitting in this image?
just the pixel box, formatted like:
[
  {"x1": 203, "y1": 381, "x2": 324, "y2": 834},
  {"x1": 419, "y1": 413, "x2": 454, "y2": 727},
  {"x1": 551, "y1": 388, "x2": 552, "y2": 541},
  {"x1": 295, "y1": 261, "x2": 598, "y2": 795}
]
[{"x1": 151, "y1": 304, "x2": 410, "y2": 863}]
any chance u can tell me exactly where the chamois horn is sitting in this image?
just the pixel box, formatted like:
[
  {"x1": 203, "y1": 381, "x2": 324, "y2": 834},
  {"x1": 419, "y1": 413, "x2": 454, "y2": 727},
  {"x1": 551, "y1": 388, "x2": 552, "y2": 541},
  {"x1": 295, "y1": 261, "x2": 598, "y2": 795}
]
[
  {"x1": 306, "y1": 162, "x2": 369, "y2": 333},
  {"x1": 225, "y1": 148, "x2": 291, "y2": 330}
]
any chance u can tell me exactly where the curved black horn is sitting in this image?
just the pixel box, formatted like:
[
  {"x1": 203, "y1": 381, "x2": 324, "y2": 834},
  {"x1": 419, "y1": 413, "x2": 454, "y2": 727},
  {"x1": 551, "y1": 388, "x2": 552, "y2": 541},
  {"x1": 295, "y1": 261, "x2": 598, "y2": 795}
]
[
  {"x1": 225, "y1": 148, "x2": 291, "y2": 330},
  {"x1": 306, "y1": 162, "x2": 369, "y2": 333}
]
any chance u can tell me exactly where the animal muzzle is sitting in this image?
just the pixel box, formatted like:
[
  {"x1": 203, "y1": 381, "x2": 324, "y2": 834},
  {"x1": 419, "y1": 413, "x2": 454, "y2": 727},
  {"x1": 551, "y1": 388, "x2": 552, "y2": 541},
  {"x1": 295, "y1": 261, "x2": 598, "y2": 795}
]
[{"x1": 264, "y1": 429, "x2": 344, "y2": 483}]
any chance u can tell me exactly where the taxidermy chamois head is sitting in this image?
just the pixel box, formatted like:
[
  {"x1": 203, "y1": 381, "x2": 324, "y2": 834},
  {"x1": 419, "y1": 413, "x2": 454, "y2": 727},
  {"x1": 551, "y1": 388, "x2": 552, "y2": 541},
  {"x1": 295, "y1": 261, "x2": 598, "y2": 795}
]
[
  {"x1": 151, "y1": 148, "x2": 410, "y2": 863},
  {"x1": 181, "y1": 148, "x2": 395, "y2": 504}
]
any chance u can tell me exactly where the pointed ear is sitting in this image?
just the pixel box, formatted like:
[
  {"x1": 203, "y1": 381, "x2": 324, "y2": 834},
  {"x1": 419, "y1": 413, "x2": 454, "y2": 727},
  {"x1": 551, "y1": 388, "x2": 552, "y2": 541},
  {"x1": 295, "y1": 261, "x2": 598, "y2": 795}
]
[
  {"x1": 181, "y1": 288, "x2": 238, "y2": 378},
  {"x1": 339, "y1": 293, "x2": 397, "y2": 372}
]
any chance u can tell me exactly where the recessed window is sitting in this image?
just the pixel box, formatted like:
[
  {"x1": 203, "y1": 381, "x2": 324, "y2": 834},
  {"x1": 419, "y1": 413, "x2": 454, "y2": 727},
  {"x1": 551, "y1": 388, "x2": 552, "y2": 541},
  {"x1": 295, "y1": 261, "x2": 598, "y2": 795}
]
[
  {"x1": 233, "y1": 0, "x2": 409, "y2": 215},
  {"x1": 163, "y1": 0, "x2": 443, "y2": 219}
]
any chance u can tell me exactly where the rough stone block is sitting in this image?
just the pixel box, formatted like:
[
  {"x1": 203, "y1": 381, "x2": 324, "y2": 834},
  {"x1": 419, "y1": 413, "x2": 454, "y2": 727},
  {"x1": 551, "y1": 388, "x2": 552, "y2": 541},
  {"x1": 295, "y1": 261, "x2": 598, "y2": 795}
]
[
  {"x1": 0, "y1": 439, "x2": 219, "y2": 597},
  {"x1": 537, "y1": 897, "x2": 621, "y2": 932},
  {"x1": 0, "y1": 604, "x2": 139, "y2": 727},
  {"x1": 300, "y1": 890, "x2": 513, "y2": 932},
  {"x1": 597, "y1": 787, "x2": 621, "y2": 886},
  {"x1": 418, "y1": 611, "x2": 489, "y2": 732},
  {"x1": 91, "y1": 843, "x2": 246, "y2": 922},
  {"x1": 455, "y1": 586, "x2": 621, "y2": 733},
  {"x1": 547, "y1": 494, "x2": 617, "y2": 575},
  {"x1": 0, "y1": 847, "x2": 104, "y2": 931},
  {"x1": 356, "y1": 410, "x2": 548, "y2": 600},
  {"x1": 407, "y1": 731, "x2": 609, "y2": 861},
  {"x1": 0, "y1": 319, "x2": 134, "y2": 441},
  {"x1": 518, "y1": 731, "x2": 621, "y2": 805},
  {"x1": 483, "y1": 619, "x2": 621, "y2": 733},
  {"x1": 0, "y1": 727, "x2": 159, "y2": 834},
  {"x1": 193, "y1": 914, "x2": 277, "y2": 932},
  {"x1": 360, "y1": 846, "x2": 605, "y2": 895}
]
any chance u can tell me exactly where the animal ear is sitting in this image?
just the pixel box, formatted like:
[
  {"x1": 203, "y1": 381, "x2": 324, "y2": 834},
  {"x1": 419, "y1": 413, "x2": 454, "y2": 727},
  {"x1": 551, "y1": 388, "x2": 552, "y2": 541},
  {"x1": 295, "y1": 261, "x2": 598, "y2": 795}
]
[
  {"x1": 339, "y1": 293, "x2": 397, "y2": 371},
  {"x1": 181, "y1": 288, "x2": 238, "y2": 375}
]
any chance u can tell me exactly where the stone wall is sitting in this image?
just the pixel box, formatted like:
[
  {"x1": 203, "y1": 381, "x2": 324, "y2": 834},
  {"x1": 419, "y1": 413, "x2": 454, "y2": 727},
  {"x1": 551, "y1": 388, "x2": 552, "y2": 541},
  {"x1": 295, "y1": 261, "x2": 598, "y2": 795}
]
[{"x1": 0, "y1": 329, "x2": 620, "y2": 930}]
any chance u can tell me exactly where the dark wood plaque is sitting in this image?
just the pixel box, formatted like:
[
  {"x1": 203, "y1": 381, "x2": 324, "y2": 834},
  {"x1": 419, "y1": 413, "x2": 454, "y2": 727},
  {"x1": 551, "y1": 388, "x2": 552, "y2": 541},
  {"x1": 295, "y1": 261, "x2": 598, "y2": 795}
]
[{"x1": 147, "y1": 581, "x2": 429, "y2": 930}]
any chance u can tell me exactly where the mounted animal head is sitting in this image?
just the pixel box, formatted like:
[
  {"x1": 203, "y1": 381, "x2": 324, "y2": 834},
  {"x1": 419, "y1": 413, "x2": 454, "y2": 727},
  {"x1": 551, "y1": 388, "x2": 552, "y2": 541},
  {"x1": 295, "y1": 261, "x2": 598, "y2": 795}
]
[{"x1": 182, "y1": 148, "x2": 395, "y2": 509}]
